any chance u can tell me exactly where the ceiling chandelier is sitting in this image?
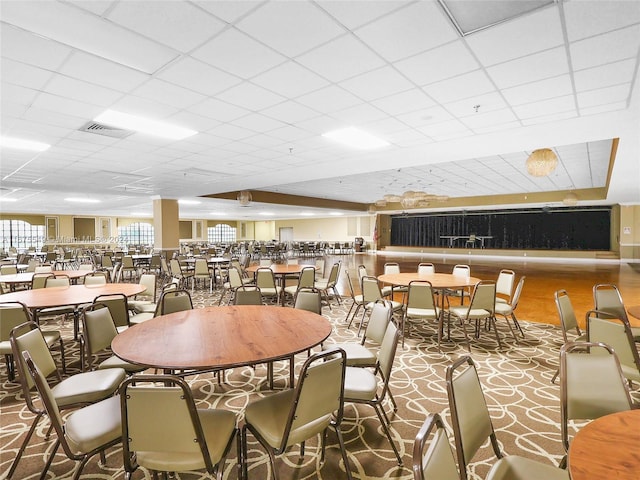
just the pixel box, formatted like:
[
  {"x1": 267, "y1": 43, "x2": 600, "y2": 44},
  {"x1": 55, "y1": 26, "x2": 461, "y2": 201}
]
[
  {"x1": 562, "y1": 192, "x2": 578, "y2": 206},
  {"x1": 372, "y1": 190, "x2": 449, "y2": 210},
  {"x1": 526, "y1": 148, "x2": 558, "y2": 177},
  {"x1": 237, "y1": 190, "x2": 252, "y2": 207}
]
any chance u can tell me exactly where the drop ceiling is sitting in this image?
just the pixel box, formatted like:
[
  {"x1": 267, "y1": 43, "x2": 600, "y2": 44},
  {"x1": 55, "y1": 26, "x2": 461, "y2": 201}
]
[{"x1": 0, "y1": 0, "x2": 638, "y2": 220}]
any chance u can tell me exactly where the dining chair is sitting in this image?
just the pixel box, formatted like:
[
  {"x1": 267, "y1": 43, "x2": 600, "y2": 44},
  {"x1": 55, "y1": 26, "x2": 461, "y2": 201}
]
[
  {"x1": 447, "y1": 280, "x2": 498, "y2": 351},
  {"x1": 233, "y1": 285, "x2": 263, "y2": 305},
  {"x1": 1, "y1": 265, "x2": 17, "y2": 275},
  {"x1": 412, "y1": 412, "x2": 460, "y2": 480},
  {"x1": 417, "y1": 262, "x2": 435, "y2": 275},
  {"x1": 446, "y1": 356, "x2": 569, "y2": 480},
  {"x1": 293, "y1": 287, "x2": 322, "y2": 314},
  {"x1": 495, "y1": 269, "x2": 516, "y2": 304},
  {"x1": 343, "y1": 321, "x2": 403, "y2": 465},
  {"x1": 1, "y1": 301, "x2": 65, "y2": 380},
  {"x1": 31, "y1": 272, "x2": 53, "y2": 289},
  {"x1": 80, "y1": 305, "x2": 145, "y2": 373},
  {"x1": 121, "y1": 255, "x2": 138, "y2": 282},
  {"x1": 21, "y1": 351, "x2": 122, "y2": 480},
  {"x1": 593, "y1": 283, "x2": 640, "y2": 342},
  {"x1": 558, "y1": 341, "x2": 633, "y2": 468},
  {"x1": 255, "y1": 267, "x2": 283, "y2": 305},
  {"x1": 157, "y1": 289, "x2": 194, "y2": 315},
  {"x1": 359, "y1": 275, "x2": 404, "y2": 335},
  {"x1": 586, "y1": 311, "x2": 640, "y2": 386},
  {"x1": 170, "y1": 258, "x2": 194, "y2": 289},
  {"x1": 550, "y1": 289, "x2": 587, "y2": 384},
  {"x1": 128, "y1": 273, "x2": 157, "y2": 314},
  {"x1": 242, "y1": 348, "x2": 352, "y2": 480},
  {"x1": 402, "y1": 280, "x2": 440, "y2": 348},
  {"x1": 493, "y1": 276, "x2": 525, "y2": 343},
  {"x1": 8, "y1": 322, "x2": 125, "y2": 479},
  {"x1": 444, "y1": 264, "x2": 471, "y2": 305},
  {"x1": 120, "y1": 374, "x2": 239, "y2": 480},
  {"x1": 283, "y1": 266, "x2": 315, "y2": 304},
  {"x1": 218, "y1": 266, "x2": 247, "y2": 305},
  {"x1": 316, "y1": 262, "x2": 342, "y2": 309},
  {"x1": 193, "y1": 258, "x2": 213, "y2": 293},
  {"x1": 92, "y1": 293, "x2": 131, "y2": 332},
  {"x1": 344, "y1": 269, "x2": 366, "y2": 328},
  {"x1": 83, "y1": 271, "x2": 108, "y2": 285}
]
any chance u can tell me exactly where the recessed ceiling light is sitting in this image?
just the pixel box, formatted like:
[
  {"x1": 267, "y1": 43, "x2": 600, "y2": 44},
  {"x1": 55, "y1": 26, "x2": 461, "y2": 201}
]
[
  {"x1": 0, "y1": 197, "x2": 18, "y2": 202},
  {"x1": 94, "y1": 110, "x2": 197, "y2": 140},
  {"x1": 0, "y1": 136, "x2": 50, "y2": 152},
  {"x1": 178, "y1": 199, "x2": 201, "y2": 205},
  {"x1": 322, "y1": 127, "x2": 390, "y2": 150},
  {"x1": 65, "y1": 197, "x2": 101, "y2": 203},
  {"x1": 259, "y1": 212, "x2": 274, "y2": 216},
  {"x1": 329, "y1": 212, "x2": 344, "y2": 216}
]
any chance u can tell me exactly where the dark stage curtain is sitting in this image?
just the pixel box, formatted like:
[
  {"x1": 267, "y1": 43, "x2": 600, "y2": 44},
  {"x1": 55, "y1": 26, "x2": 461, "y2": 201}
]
[{"x1": 390, "y1": 207, "x2": 611, "y2": 250}]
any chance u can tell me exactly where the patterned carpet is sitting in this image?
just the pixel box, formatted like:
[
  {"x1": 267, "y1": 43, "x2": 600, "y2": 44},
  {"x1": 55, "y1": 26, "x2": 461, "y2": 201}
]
[{"x1": 2, "y1": 287, "x2": 638, "y2": 480}]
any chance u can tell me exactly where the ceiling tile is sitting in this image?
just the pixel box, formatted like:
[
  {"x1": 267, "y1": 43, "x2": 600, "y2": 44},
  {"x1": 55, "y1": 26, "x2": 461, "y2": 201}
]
[
  {"x1": 355, "y1": 1, "x2": 458, "y2": 61},
  {"x1": 231, "y1": 113, "x2": 286, "y2": 133},
  {"x1": 371, "y1": 88, "x2": 437, "y2": 116},
  {"x1": 444, "y1": 92, "x2": 507, "y2": 117},
  {"x1": 296, "y1": 34, "x2": 386, "y2": 83},
  {"x1": 22, "y1": 106, "x2": 87, "y2": 130},
  {"x1": 501, "y1": 75, "x2": 574, "y2": 106},
  {"x1": 423, "y1": 70, "x2": 496, "y2": 104},
  {"x1": 193, "y1": 0, "x2": 261, "y2": 23},
  {"x1": 0, "y1": 58, "x2": 54, "y2": 90},
  {"x1": 235, "y1": 1, "x2": 344, "y2": 57},
  {"x1": 331, "y1": 103, "x2": 388, "y2": 124},
  {"x1": 217, "y1": 82, "x2": 286, "y2": 111},
  {"x1": 297, "y1": 85, "x2": 363, "y2": 112},
  {"x1": 316, "y1": 0, "x2": 408, "y2": 29},
  {"x1": 31, "y1": 91, "x2": 105, "y2": 120},
  {"x1": 485, "y1": 47, "x2": 569, "y2": 89},
  {"x1": 189, "y1": 98, "x2": 251, "y2": 123},
  {"x1": 132, "y1": 78, "x2": 207, "y2": 109},
  {"x1": 396, "y1": 105, "x2": 454, "y2": 128},
  {"x1": 157, "y1": 56, "x2": 242, "y2": 96},
  {"x1": 459, "y1": 108, "x2": 519, "y2": 131},
  {"x1": 59, "y1": 51, "x2": 150, "y2": 92},
  {"x1": 1, "y1": 1, "x2": 178, "y2": 74},
  {"x1": 394, "y1": 40, "x2": 479, "y2": 86},
  {"x1": 564, "y1": 0, "x2": 640, "y2": 42},
  {"x1": 577, "y1": 84, "x2": 631, "y2": 110},
  {"x1": 512, "y1": 95, "x2": 577, "y2": 120},
  {"x1": 251, "y1": 61, "x2": 330, "y2": 97},
  {"x1": 339, "y1": 66, "x2": 414, "y2": 101},
  {"x1": 570, "y1": 25, "x2": 640, "y2": 70},
  {"x1": 580, "y1": 101, "x2": 628, "y2": 117},
  {"x1": 64, "y1": 1, "x2": 115, "y2": 16},
  {"x1": 191, "y1": 29, "x2": 286, "y2": 79},
  {"x1": 44, "y1": 74, "x2": 123, "y2": 107},
  {"x1": 363, "y1": 117, "x2": 409, "y2": 135},
  {"x1": 261, "y1": 101, "x2": 321, "y2": 124},
  {"x1": 574, "y1": 58, "x2": 637, "y2": 93},
  {"x1": 110, "y1": 95, "x2": 180, "y2": 120},
  {"x1": 207, "y1": 123, "x2": 255, "y2": 141},
  {"x1": 417, "y1": 120, "x2": 473, "y2": 141},
  {"x1": 165, "y1": 111, "x2": 222, "y2": 132},
  {"x1": 0, "y1": 24, "x2": 72, "y2": 71},
  {"x1": 107, "y1": 0, "x2": 226, "y2": 52}
]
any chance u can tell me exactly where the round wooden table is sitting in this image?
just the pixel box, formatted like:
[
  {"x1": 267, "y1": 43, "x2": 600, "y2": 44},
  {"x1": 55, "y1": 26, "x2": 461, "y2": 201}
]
[
  {"x1": 0, "y1": 283, "x2": 145, "y2": 308},
  {"x1": 627, "y1": 305, "x2": 640, "y2": 320},
  {"x1": 112, "y1": 305, "x2": 332, "y2": 385},
  {"x1": 377, "y1": 272, "x2": 481, "y2": 290},
  {"x1": 246, "y1": 264, "x2": 314, "y2": 276},
  {"x1": 0, "y1": 270, "x2": 94, "y2": 287},
  {"x1": 568, "y1": 409, "x2": 640, "y2": 480}
]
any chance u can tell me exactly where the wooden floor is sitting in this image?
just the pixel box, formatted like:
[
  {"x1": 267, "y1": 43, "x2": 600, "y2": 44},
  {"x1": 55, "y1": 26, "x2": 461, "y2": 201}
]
[{"x1": 328, "y1": 252, "x2": 640, "y2": 329}]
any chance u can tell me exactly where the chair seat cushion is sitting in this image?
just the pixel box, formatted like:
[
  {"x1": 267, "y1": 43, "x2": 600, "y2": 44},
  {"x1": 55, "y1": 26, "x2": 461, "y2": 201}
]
[
  {"x1": 494, "y1": 303, "x2": 513, "y2": 315},
  {"x1": 327, "y1": 343, "x2": 376, "y2": 367},
  {"x1": 129, "y1": 300, "x2": 155, "y2": 313},
  {"x1": 487, "y1": 455, "x2": 569, "y2": 480},
  {"x1": 448, "y1": 306, "x2": 491, "y2": 320},
  {"x1": 65, "y1": 396, "x2": 122, "y2": 454},
  {"x1": 406, "y1": 307, "x2": 439, "y2": 319},
  {"x1": 52, "y1": 368, "x2": 126, "y2": 407},
  {"x1": 344, "y1": 366, "x2": 377, "y2": 401},
  {"x1": 98, "y1": 355, "x2": 145, "y2": 373},
  {"x1": 137, "y1": 408, "x2": 237, "y2": 472},
  {"x1": 245, "y1": 389, "x2": 294, "y2": 448},
  {"x1": 129, "y1": 312, "x2": 155, "y2": 324}
]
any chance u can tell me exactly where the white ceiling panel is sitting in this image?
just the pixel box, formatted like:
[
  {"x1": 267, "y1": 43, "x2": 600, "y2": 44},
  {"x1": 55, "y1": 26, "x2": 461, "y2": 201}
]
[
  {"x1": 316, "y1": 0, "x2": 408, "y2": 30},
  {"x1": 564, "y1": 0, "x2": 640, "y2": 42},
  {"x1": 189, "y1": 98, "x2": 250, "y2": 124},
  {"x1": 235, "y1": 1, "x2": 345, "y2": 57},
  {"x1": 192, "y1": 0, "x2": 261, "y2": 23},
  {"x1": 251, "y1": 61, "x2": 330, "y2": 98},
  {"x1": 573, "y1": 59, "x2": 637, "y2": 93},
  {"x1": 485, "y1": 47, "x2": 569, "y2": 89},
  {"x1": 355, "y1": 1, "x2": 458, "y2": 61},
  {"x1": 43, "y1": 74, "x2": 124, "y2": 107},
  {"x1": 444, "y1": 92, "x2": 508, "y2": 117},
  {"x1": 371, "y1": 88, "x2": 437, "y2": 116},
  {"x1": 59, "y1": 51, "x2": 150, "y2": 92},
  {"x1": 513, "y1": 95, "x2": 577, "y2": 120},
  {"x1": 501, "y1": 75, "x2": 574, "y2": 106},
  {"x1": 1, "y1": 58, "x2": 54, "y2": 90},
  {"x1": 423, "y1": 70, "x2": 496, "y2": 104},
  {"x1": 157, "y1": 56, "x2": 242, "y2": 96},
  {"x1": 261, "y1": 101, "x2": 321, "y2": 124},
  {"x1": 107, "y1": 0, "x2": 226, "y2": 52},
  {"x1": 338, "y1": 66, "x2": 414, "y2": 101},
  {"x1": 570, "y1": 25, "x2": 640, "y2": 70},
  {"x1": 30, "y1": 91, "x2": 105, "y2": 120},
  {"x1": 230, "y1": 113, "x2": 286, "y2": 133},
  {"x1": 577, "y1": 84, "x2": 632, "y2": 110},
  {"x1": 132, "y1": 78, "x2": 207, "y2": 110},
  {"x1": 296, "y1": 85, "x2": 363, "y2": 113},
  {"x1": 216, "y1": 82, "x2": 286, "y2": 111}
]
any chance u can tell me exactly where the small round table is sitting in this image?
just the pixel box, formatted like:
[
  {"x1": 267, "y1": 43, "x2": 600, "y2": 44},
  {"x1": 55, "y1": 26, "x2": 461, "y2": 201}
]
[
  {"x1": 568, "y1": 409, "x2": 640, "y2": 480},
  {"x1": 112, "y1": 305, "x2": 332, "y2": 386}
]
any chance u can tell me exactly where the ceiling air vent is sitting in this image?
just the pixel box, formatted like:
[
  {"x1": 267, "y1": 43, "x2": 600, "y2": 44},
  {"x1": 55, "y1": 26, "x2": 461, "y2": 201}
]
[{"x1": 79, "y1": 121, "x2": 134, "y2": 139}]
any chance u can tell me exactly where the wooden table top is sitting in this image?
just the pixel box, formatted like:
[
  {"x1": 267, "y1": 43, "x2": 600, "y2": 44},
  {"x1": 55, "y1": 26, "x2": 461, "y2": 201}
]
[
  {"x1": 0, "y1": 270, "x2": 90, "y2": 284},
  {"x1": 112, "y1": 305, "x2": 332, "y2": 370},
  {"x1": 627, "y1": 305, "x2": 640, "y2": 320},
  {"x1": 568, "y1": 409, "x2": 640, "y2": 480},
  {"x1": 246, "y1": 264, "x2": 316, "y2": 275},
  {"x1": 377, "y1": 272, "x2": 481, "y2": 289},
  {"x1": 0, "y1": 283, "x2": 145, "y2": 308}
]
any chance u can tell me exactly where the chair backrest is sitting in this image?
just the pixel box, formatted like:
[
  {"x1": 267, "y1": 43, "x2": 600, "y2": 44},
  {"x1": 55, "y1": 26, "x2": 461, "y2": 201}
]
[
  {"x1": 259, "y1": 258, "x2": 272, "y2": 266},
  {"x1": 467, "y1": 281, "x2": 496, "y2": 314},
  {"x1": 78, "y1": 264, "x2": 93, "y2": 272},
  {"x1": 559, "y1": 341, "x2": 632, "y2": 452},
  {"x1": 169, "y1": 259, "x2": 183, "y2": 275},
  {"x1": 279, "y1": 348, "x2": 347, "y2": 451},
  {"x1": 586, "y1": 311, "x2": 640, "y2": 377},
  {"x1": 10, "y1": 322, "x2": 60, "y2": 396},
  {"x1": 228, "y1": 267, "x2": 245, "y2": 289},
  {"x1": 45, "y1": 275, "x2": 70, "y2": 288},
  {"x1": 376, "y1": 322, "x2": 400, "y2": 401},
  {"x1": 417, "y1": 263, "x2": 435, "y2": 275},
  {"x1": 84, "y1": 272, "x2": 107, "y2": 285},
  {"x1": 451, "y1": 264, "x2": 470, "y2": 278},
  {"x1": 412, "y1": 413, "x2": 460, "y2": 480},
  {"x1": 102, "y1": 255, "x2": 114, "y2": 268},
  {"x1": 93, "y1": 294, "x2": 130, "y2": 328},
  {"x1": 361, "y1": 275, "x2": 383, "y2": 304},
  {"x1": 495, "y1": 269, "x2": 515, "y2": 301},
  {"x1": 234, "y1": 286, "x2": 263, "y2": 305},
  {"x1": 122, "y1": 256, "x2": 135, "y2": 268},
  {"x1": 446, "y1": 356, "x2": 502, "y2": 480},
  {"x1": 555, "y1": 290, "x2": 581, "y2": 342},
  {"x1": 32, "y1": 273, "x2": 54, "y2": 289},
  {"x1": 363, "y1": 300, "x2": 392, "y2": 346},
  {"x1": 357, "y1": 265, "x2": 368, "y2": 281},
  {"x1": 509, "y1": 276, "x2": 525, "y2": 310},
  {"x1": 255, "y1": 268, "x2": 277, "y2": 289},
  {"x1": 194, "y1": 258, "x2": 209, "y2": 275},
  {"x1": 326, "y1": 262, "x2": 340, "y2": 286},
  {"x1": 406, "y1": 281, "x2": 437, "y2": 312},
  {"x1": 82, "y1": 305, "x2": 119, "y2": 363},
  {"x1": 293, "y1": 287, "x2": 322, "y2": 314},
  {"x1": 593, "y1": 283, "x2": 629, "y2": 322},
  {"x1": 120, "y1": 374, "x2": 217, "y2": 474},
  {"x1": 315, "y1": 258, "x2": 325, "y2": 277},
  {"x1": 297, "y1": 266, "x2": 316, "y2": 289},
  {"x1": 0, "y1": 301, "x2": 30, "y2": 342},
  {"x1": 344, "y1": 270, "x2": 359, "y2": 301},
  {"x1": 384, "y1": 263, "x2": 401, "y2": 275},
  {"x1": 139, "y1": 274, "x2": 157, "y2": 301},
  {"x1": 26, "y1": 259, "x2": 38, "y2": 272},
  {"x1": 159, "y1": 289, "x2": 193, "y2": 315},
  {"x1": 1, "y1": 265, "x2": 17, "y2": 275},
  {"x1": 35, "y1": 265, "x2": 53, "y2": 273}
]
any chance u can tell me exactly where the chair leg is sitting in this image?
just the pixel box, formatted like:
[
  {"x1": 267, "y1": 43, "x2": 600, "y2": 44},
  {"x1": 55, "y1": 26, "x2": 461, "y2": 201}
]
[
  {"x1": 333, "y1": 425, "x2": 354, "y2": 480},
  {"x1": 373, "y1": 403, "x2": 402, "y2": 466},
  {"x1": 39, "y1": 438, "x2": 61, "y2": 480},
  {"x1": 7, "y1": 412, "x2": 44, "y2": 478}
]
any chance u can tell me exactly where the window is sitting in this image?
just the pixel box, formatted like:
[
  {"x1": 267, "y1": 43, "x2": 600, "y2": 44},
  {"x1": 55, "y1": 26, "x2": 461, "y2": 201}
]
[
  {"x1": 117, "y1": 222, "x2": 154, "y2": 246},
  {"x1": 208, "y1": 224, "x2": 236, "y2": 243},
  {"x1": 0, "y1": 220, "x2": 45, "y2": 252}
]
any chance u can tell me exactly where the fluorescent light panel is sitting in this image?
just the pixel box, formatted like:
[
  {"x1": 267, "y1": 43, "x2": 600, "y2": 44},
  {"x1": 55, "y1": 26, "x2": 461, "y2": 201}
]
[
  {"x1": 322, "y1": 127, "x2": 389, "y2": 150},
  {"x1": 0, "y1": 136, "x2": 50, "y2": 152},
  {"x1": 65, "y1": 197, "x2": 100, "y2": 203},
  {"x1": 94, "y1": 110, "x2": 197, "y2": 140}
]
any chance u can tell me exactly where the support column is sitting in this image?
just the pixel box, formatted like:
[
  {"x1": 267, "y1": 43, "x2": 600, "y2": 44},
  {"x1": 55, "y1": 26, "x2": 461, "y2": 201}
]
[{"x1": 153, "y1": 198, "x2": 179, "y2": 256}]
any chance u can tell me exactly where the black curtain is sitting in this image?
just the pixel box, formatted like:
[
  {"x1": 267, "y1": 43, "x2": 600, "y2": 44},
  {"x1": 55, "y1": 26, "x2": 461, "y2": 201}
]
[{"x1": 390, "y1": 207, "x2": 611, "y2": 250}]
